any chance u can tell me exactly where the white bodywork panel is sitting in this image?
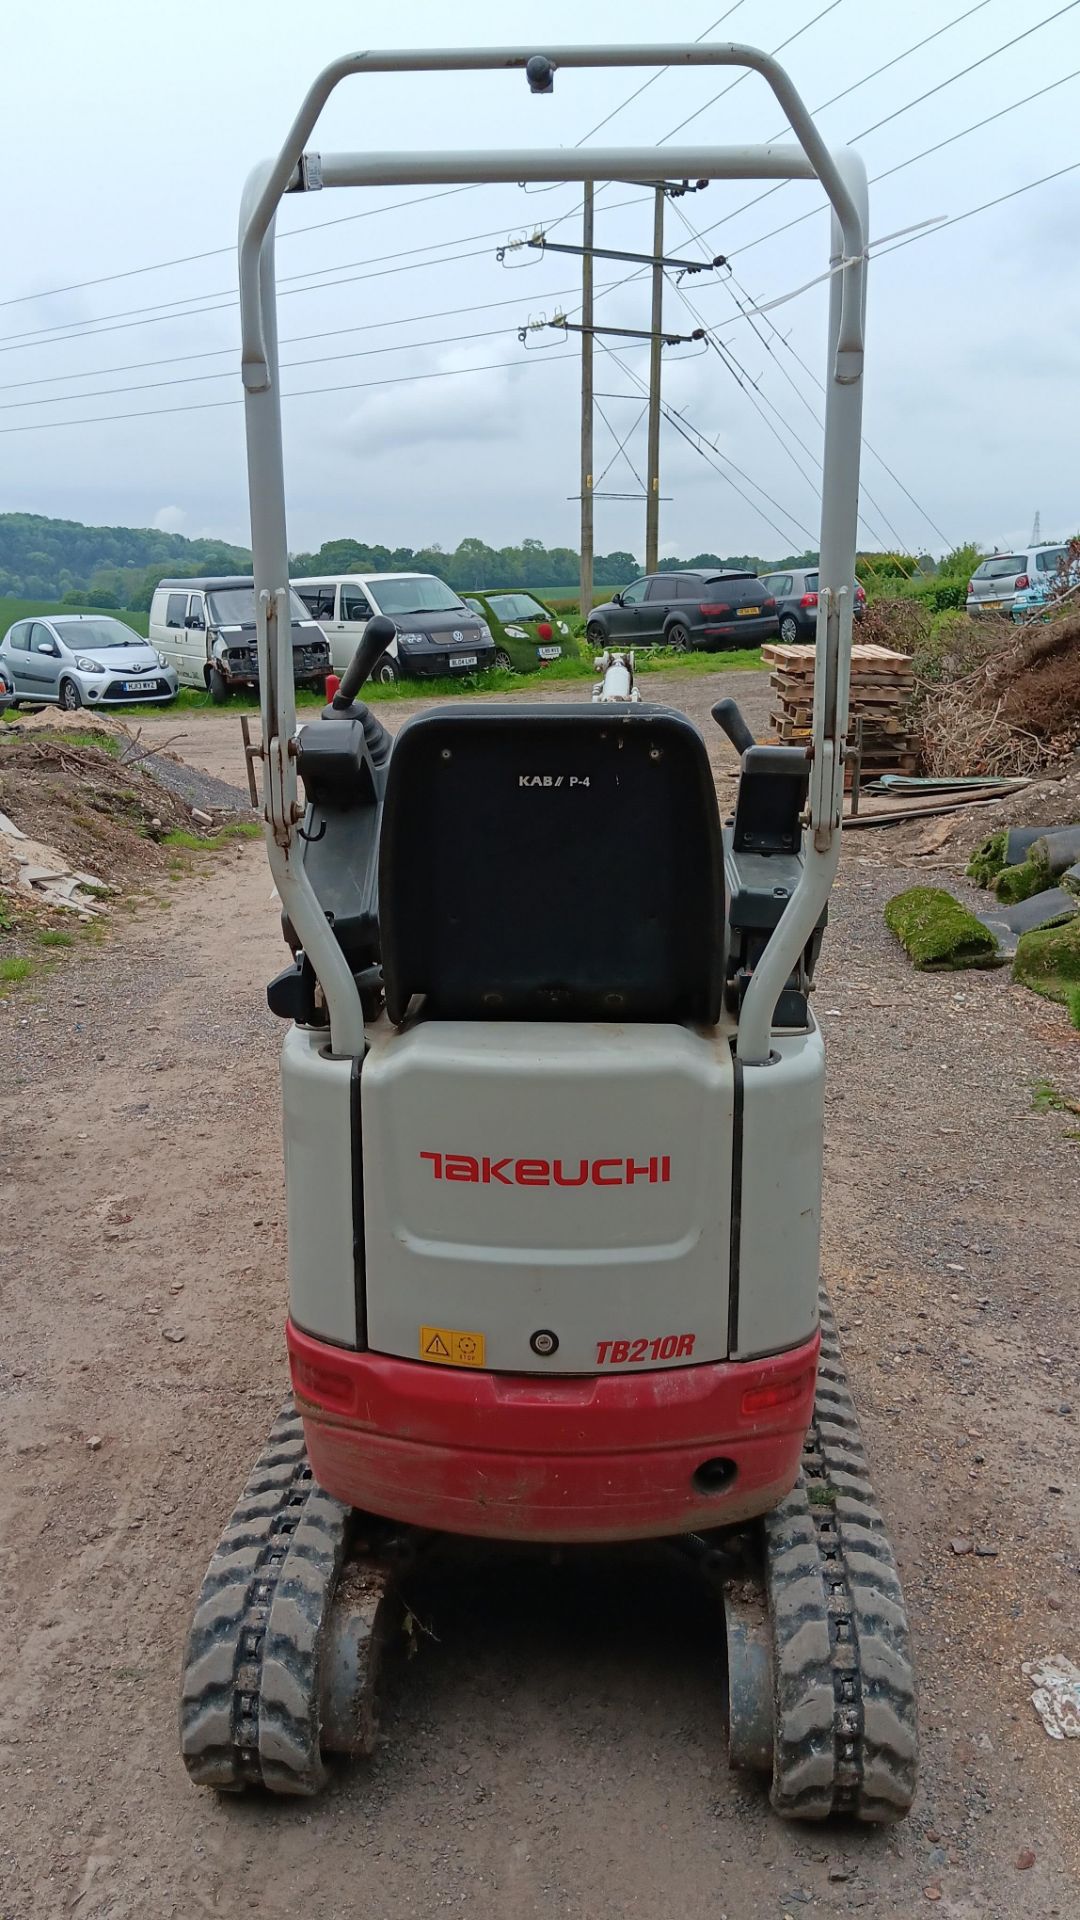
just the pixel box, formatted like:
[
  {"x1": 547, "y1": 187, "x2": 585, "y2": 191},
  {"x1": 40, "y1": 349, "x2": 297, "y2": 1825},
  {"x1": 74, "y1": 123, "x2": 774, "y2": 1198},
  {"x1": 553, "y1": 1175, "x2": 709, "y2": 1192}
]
[
  {"x1": 360, "y1": 1019, "x2": 735, "y2": 1373},
  {"x1": 282, "y1": 1024, "x2": 357, "y2": 1346},
  {"x1": 281, "y1": 1016, "x2": 826, "y2": 1372},
  {"x1": 735, "y1": 1023, "x2": 825, "y2": 1359}
]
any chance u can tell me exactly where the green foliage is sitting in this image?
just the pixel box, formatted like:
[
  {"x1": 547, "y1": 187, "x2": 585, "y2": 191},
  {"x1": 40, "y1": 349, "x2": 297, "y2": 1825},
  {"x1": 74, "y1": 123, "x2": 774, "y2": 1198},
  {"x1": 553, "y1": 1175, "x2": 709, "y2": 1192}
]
[
  {"x1": 966, "y1": 830, "x2": 1008, "y2": 887},
  {"x1": 941, "y1": 542, "x2": 983, "y2": 581},
  {"x1": 858, "y1": 550, "x2": 919, "y2": 585},
  {"x1": 884, "y1": 886, "x2": 1001, "y2": 971},
  {"x1": 1013, "y1": 914, "x2": 1080, "y2": 1004},
  {"x1": 37, "y1": 928, "x2": 74, "y2": 947},
  {"x1": 0, "y1": 513, "x2": 248, "y2": 605},
  {"x1": 0, "y1": 955, "x2": 33, "y2": 984}
]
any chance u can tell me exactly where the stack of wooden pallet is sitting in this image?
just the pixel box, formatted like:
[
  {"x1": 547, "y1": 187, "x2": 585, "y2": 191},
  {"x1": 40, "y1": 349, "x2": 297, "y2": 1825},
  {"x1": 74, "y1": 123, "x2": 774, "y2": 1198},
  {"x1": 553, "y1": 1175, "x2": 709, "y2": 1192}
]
[{"x1": 763, "y1": 641, "x2": 917, "y2": 775}]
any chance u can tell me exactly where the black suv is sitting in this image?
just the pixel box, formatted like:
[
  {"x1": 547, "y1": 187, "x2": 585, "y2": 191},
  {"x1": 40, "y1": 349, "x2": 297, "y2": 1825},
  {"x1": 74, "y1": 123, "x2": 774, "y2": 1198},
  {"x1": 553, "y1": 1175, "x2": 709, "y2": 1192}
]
[{"x1": 585, "y1": 570, "x2": 779, "y2": 652}]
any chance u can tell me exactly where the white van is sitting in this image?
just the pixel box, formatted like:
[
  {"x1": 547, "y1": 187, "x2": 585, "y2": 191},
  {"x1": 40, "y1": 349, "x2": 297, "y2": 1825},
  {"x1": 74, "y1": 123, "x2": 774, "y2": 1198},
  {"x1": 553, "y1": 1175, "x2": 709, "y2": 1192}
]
[
  {"x1": 150, "y1": 575, "x2": 330, "y2": 703},
  {"x1": 291, "y1": 572, "x2": 495, "y2": 682}
]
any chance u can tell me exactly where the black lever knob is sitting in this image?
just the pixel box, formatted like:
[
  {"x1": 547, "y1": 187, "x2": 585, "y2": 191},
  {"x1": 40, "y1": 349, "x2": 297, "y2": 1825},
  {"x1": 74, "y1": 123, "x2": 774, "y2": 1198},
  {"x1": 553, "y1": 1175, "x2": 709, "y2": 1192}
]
[
  {"x1": 333, "y1": 615, "x2": 397, "y2": 708},
  {"x1": 711, "y1": 698, "x2": 756, "y2": 755}
]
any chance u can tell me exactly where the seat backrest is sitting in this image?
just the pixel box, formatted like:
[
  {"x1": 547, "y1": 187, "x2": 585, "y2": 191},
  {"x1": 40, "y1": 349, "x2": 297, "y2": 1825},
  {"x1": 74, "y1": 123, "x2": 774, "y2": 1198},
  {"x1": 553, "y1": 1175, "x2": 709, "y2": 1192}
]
[{"x1": 379, "y1": 704, "x2": 724, "y2": 1024}]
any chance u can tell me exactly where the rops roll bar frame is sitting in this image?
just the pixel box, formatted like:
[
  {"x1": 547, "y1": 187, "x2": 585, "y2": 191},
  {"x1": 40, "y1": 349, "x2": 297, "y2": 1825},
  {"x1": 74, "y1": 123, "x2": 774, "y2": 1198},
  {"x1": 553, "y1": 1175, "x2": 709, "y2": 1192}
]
[{"x1": 237, "y1": 44, "x2": 868, "y2": 1065}]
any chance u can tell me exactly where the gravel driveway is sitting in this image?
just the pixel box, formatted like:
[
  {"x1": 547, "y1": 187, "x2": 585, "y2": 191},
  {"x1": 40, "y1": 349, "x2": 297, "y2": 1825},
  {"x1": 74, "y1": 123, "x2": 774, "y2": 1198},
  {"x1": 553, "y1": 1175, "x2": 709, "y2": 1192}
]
[{"x1": 1, "y1": 677, "x2": 1077, "y2": 1918}]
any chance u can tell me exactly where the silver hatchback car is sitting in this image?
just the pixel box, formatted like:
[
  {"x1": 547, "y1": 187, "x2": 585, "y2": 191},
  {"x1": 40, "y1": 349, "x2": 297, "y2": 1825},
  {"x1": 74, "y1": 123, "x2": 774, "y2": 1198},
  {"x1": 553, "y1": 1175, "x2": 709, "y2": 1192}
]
[
  {"x1": 965, "y1": 545, "x2": 1067, "y2": 619},
  {"x1": 0, "y1": 613, "x2": 179, "y2": 709}
]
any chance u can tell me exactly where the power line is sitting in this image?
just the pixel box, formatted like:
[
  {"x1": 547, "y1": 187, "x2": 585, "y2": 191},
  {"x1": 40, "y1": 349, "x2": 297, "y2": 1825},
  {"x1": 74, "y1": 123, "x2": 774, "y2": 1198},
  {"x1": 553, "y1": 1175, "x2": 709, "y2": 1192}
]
[
  {"x1": 0, "y1": 2, "x2": 735, "y2": 316},
  {"x1": 0, "y1": 279, "x2": 633, "y2": 395},
  {"x1": 0, "y1": 324, "x2": 524, "y2": 412},
  {"x1": 871, "y1": 65, "x2": 1080, "y2": 185},
  {"x1": 0, "y1": 184, "x2": 501, "y2": 312},
  {"x1": 0, "y1": 348, "x2": 583, "y2": 437},
  {"x1": 702, "y1": 0, "x2": 1080, "y2": 255},
  {"x1": 721, "y1": 67, "x2": 1080, "y2": 261},
  {"x1": 850, "y1": 0, "x2": 1080, "y2": 145},
  {"x1": 871, "y1": 155, "x2": 1080, "y2": 259},
  {"x1": 536, "y1": 0, "x2": 847, "y2": 245},
  {"x1": 0, "y1": 210, "x2": 637, "y2": 350},
  {"x1": 689, "y1": 0, "x2": 996, "y2": 239},
  {"x1": 665, "y1": 195, "x2": 941, "y2": 554},
  {"x1": 658, "y1": 0, "x2": 846, "y2": 140},
  {"x1": 662, "y1": 259, "x2": 896, "y2": 551},
  {"x1": 574, "y1": 3, "x2": 748, "y2": 144},
  {"x1": 598, "y1": 338, "x2": 817, "y2": 550}
]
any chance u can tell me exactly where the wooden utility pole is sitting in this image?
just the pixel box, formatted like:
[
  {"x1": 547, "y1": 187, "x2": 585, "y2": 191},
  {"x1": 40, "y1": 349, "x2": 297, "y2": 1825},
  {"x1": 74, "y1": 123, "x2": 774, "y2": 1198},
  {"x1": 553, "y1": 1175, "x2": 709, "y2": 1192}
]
[
  {"x1": 579, "y1": 183, "x2": 594, "y2": 621},
  {"x1": 645, "y1": 184, "x2": 664, "y2": 574}
]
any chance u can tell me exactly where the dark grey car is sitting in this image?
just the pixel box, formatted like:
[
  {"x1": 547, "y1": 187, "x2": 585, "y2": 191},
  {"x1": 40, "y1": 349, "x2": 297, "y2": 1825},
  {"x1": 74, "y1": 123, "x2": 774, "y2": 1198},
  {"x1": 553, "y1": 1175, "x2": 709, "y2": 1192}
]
[
  {"x1": 585, "y1": 570, "x2": 779, "y2": 652},
  {"x1": 760, "y1": 567, "x2": 867, "y2": 644}
]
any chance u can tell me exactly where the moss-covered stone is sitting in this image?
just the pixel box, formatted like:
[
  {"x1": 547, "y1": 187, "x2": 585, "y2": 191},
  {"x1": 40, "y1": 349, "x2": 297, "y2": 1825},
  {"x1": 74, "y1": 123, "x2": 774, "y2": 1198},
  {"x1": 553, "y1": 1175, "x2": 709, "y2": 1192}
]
[
  {"x1": 994, "y1": 847, "x2": 1053, "y2": 904},
  {"x1": 885, "y1": 886, "x2": 1001, "y2": 970},
  {"x1": 967, "y1": 829, "x2": 1007, "y2": 887},
  {"x1": 1013, "y1": 914, "x2": 1080, "y2": 1006}
]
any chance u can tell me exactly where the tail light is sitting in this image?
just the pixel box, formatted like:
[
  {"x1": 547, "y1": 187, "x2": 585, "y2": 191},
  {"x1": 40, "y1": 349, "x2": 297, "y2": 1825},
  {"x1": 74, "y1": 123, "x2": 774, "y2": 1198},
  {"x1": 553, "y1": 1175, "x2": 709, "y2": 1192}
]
[
  {"x1": 1014, "y1": 574, "x2": 1030, "y2": 590},
  {"x1": 855, "y1": 584, "x2": 866, "y2": 603},
  {"x1": 967, "y1": 580, "x2": 975, "y2": 595},
  {"x1": 740, "y1": 1370, "x2": 815, "y2": 1418},
  {"x1": 699, "y1": 602, "x2": 732, "y2": 617},
  {"x1": 536, "y1": 620, "x2": 553, "y2": 641},
  {"x1": 799, "y1": 591, "x2": 819, "y2": 608},
  {"x1": 763, "y1": 596, "x2": 777, "y2": 610}
]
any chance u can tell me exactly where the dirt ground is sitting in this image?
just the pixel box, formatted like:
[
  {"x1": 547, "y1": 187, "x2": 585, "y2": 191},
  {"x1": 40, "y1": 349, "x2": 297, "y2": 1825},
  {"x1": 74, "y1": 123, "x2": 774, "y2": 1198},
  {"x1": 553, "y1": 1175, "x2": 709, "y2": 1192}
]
[{"x1": 1, "y1": 675, "x2": 1077, "y2": 1919}]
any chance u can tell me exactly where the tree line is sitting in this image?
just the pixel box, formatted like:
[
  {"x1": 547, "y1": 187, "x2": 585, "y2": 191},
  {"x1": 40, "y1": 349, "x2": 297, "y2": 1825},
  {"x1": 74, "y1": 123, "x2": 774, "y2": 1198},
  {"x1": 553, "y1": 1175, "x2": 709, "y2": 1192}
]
[{"x1": 0, "y1": 510, "x2": 977, "y2": 612}]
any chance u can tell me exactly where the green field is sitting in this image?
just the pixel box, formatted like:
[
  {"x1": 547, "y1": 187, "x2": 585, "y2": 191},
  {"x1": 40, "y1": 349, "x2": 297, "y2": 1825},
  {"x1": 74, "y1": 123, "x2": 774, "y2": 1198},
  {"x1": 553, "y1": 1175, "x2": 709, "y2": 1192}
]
[{"x1": 0, "y1": 598, "x2": 150, "y2": 636}]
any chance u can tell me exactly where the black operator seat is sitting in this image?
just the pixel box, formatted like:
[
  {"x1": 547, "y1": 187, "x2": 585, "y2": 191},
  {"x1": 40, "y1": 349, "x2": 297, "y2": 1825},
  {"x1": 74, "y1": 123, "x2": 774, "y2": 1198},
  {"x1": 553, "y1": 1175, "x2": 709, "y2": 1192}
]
[{"x1": 379, "y1": 704, "x2": 725, "y2": 1025}]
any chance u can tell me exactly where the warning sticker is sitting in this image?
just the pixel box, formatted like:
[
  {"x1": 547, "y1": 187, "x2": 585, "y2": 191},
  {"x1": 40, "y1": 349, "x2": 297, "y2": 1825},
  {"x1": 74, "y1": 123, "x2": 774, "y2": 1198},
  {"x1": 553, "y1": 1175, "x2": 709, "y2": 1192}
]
[{"x1": 419, "y1": 1325, "x2": 486, "y2": 1368}]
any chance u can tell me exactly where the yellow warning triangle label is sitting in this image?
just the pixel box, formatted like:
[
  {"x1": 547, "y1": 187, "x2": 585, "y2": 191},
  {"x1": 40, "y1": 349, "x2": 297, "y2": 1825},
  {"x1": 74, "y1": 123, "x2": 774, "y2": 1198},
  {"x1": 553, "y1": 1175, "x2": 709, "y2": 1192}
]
[{"x1": 424, "y1": 1332, "x2": 451, "y2": 1357}]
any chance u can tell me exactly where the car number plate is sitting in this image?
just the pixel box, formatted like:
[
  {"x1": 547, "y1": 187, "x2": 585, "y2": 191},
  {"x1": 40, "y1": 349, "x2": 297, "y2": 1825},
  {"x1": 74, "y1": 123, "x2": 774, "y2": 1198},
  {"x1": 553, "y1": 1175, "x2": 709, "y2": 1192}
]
[
  {"x1": 537, "y1": 645, "x2": 562, "y2": 660},
  {"x1": 983, "y1": 600, "x2": 1003, "y2": 610},
  {"x1": 450, "y1": 654, "x2": 477, "y2": 668},
  {"x1": 737, "y1": 606, "x2": 761, "y2": 617},
  {"x1": 122, "y1": 679, "x2": 154, "y2": 691}
]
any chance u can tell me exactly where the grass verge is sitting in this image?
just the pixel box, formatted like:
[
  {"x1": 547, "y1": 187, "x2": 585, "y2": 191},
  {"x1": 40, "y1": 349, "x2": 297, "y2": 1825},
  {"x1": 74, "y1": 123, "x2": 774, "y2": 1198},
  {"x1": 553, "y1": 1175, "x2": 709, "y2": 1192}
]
[
  {"x1": 160, "y1": 820, "x2": 262, "y2": 851},
  {"x1": 86, "y1": 647, "x2": 764, "y2": 718}
]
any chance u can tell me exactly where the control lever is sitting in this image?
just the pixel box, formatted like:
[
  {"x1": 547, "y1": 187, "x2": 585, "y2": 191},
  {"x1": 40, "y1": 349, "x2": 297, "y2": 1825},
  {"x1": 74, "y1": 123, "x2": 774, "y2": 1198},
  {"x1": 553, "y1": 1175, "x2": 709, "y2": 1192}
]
[
  {"x1": 711, "y1": 698, "x2": 756, "y2": 755},
  {"x1": 332, "y1": 615, "x2": 397, "y2": 709}
]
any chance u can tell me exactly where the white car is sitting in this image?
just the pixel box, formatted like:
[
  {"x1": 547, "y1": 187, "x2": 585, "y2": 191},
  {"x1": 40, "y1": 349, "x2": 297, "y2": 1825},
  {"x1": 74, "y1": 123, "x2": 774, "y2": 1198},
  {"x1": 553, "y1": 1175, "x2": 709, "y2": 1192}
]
[{"x1": 0, "y1": 613, "x2": 179, "y2": 709}]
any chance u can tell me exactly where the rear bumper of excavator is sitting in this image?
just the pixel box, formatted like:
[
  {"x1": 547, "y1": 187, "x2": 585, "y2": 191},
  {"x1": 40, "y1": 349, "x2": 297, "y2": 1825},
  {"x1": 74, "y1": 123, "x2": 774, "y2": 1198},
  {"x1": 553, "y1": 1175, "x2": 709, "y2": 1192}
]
[{"x1": 286, "y1": 1319, "x2": 820, "y2": 1543}]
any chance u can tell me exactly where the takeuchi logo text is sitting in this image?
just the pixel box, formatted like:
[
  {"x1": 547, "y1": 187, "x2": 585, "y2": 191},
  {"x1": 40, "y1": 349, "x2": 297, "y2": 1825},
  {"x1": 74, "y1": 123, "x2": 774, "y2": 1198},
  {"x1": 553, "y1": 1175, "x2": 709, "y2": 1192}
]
[{"x1": 419, "y1": 1153, "x2": 671, "y2": 1187}]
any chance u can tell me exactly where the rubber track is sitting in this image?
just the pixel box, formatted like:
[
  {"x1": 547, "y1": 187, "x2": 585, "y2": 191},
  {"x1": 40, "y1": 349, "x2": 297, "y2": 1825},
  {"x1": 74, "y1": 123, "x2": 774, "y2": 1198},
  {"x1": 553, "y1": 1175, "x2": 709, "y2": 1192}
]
[
  {"x1": 764, "y1": 1289, "x2": 918, "y2": 1822},
  {"x1": 179, "y1": 1400, "x2": 351, "y2": 1795}
]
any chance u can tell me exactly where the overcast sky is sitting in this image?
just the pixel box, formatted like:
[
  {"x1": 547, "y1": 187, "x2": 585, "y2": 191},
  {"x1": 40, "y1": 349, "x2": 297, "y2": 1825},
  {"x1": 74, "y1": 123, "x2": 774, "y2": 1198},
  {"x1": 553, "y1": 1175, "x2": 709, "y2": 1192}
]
[{"x1": 3, "y1": 0, "x2": 1078, "y2": 563}]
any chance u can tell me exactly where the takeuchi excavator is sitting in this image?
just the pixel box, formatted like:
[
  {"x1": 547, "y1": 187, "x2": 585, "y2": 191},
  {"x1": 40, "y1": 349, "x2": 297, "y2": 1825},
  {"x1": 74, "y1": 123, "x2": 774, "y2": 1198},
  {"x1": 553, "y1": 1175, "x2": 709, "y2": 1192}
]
[{"x1": 179, "y1": 42, "x2": 917, "y2": 1821}]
